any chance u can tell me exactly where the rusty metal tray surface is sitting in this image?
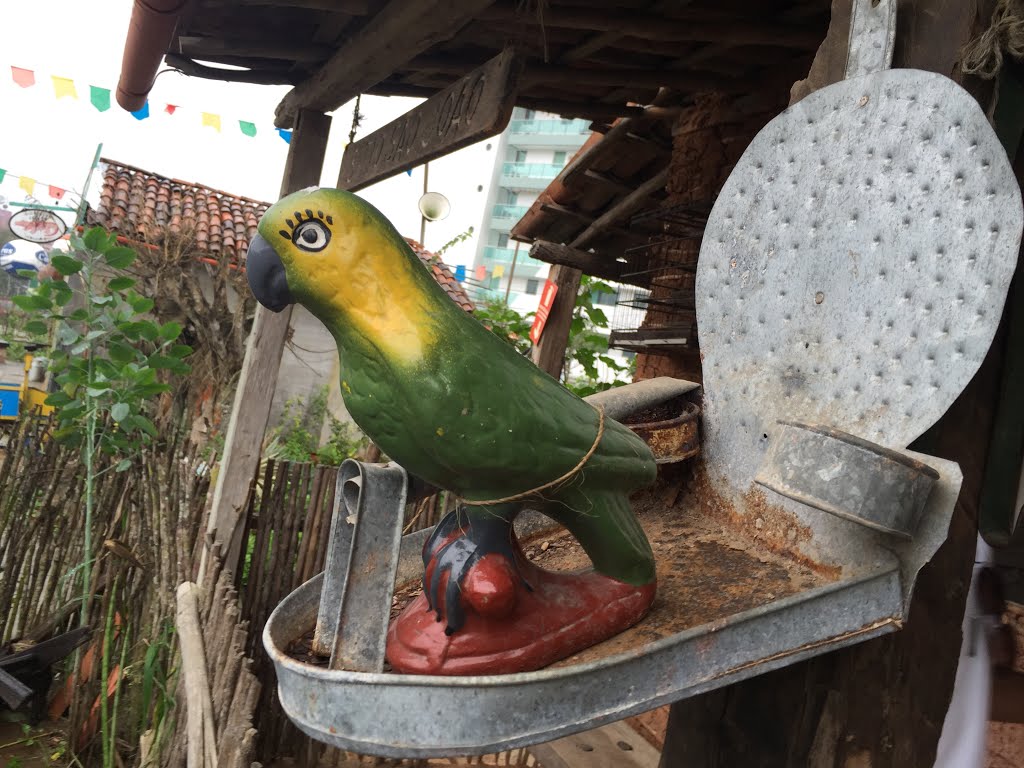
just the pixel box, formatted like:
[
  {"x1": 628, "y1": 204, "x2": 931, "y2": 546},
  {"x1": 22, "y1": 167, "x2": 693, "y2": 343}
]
[
  {"x1": 267, "y1": 549, "x2": 899, "y2": 757},
  {"x1": 264, "y1": 450, "x2": 959, "y2": 757}
]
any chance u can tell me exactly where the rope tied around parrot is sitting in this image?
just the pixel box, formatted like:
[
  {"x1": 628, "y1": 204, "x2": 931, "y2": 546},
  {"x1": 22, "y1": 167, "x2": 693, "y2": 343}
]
[{"x1": 459, "y1": 405, "x2": 606, "y2": 506}]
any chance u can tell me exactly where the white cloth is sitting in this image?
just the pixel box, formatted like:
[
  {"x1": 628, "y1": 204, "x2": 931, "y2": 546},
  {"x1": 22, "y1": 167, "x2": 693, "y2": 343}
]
[{"x1": 933, "y1": 536, "x2": 995, "y2": 768}]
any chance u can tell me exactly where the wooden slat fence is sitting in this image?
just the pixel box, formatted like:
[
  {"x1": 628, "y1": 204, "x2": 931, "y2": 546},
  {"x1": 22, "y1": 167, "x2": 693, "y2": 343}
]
[{"x1": 0, "y1": 415, "x2": 212, "y2": 763}]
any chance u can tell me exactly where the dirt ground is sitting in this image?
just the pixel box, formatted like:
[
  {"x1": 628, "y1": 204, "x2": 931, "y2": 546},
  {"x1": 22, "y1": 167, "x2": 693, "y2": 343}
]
[
  {"x1": 986, "y1": 602, "x2": 1024, "y2": 768},
  {"x1": 0, "y1": 719, "x2": 66, "y2": 767}
]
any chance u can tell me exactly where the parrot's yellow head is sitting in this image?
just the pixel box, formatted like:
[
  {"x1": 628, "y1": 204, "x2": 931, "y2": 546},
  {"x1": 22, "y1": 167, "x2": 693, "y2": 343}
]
[{"x1": 246, "y1": 187, "x2": 441, "y2": 362}]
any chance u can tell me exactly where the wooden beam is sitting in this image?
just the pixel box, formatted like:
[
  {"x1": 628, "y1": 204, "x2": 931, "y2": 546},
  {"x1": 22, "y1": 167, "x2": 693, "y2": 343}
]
[
  {"x1": 529, "y1": 240, "x2": 651, "y2": 286},
  {"x1": 274, "y1": 0, "x2": 496, "y2": 128},
  {"x1": 407, "y1": 54, "x2": 731, "y2": 90},
  {"x1": 530, "y1": 264, "x2": 582, "y2": 379},
  {"x1": 609, "y1": 328, "x2": 694, "y2": 351},
  {"x1": 539, "y1": 202, "x2": 638, "y2": 241},
  {"x1": 478, "y1": 6, "x2": 824, "y2": 49},
  {"x1": 364, "y1": 79, "x2": 650, "y2": 121},
  {"x1": 559, "y1": 0, "x2": 693, "y2": 64},
  {"x1": 177, "y1": 36, "x2": 333, "y2": 62},
  {"x1": 571, "y1": 168, "x2": 669, "y2": 249},
  {"x1": 522, "y1": 64, "x2": 732, "y2": 91},
  {"x1": 201, "y1": 108, "x2": 332, "y2": 578},
  {"x1": 338, "y1": 49, "x2": 520, "y2": 191},
  {"x1": 531, "y1": 240, "x2": 610, "y2": 275},
  {"x1": 165, "y1": 54, "x2": 298, "y2": 85},
  {"x1": 235, "y1": 0, "x2": 372, "y2": 12},
  {"x1": 516, "y1": 97, "x2": 645, "y2": 121},
  {"x1": 560, "y1": 89, "x2": 673, "y2": 186}
]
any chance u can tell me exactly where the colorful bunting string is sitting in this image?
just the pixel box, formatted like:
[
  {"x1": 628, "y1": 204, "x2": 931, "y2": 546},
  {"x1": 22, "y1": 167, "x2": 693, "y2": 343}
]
[
  {"x1": 51, "y1": 76, "x2": 77, "y2": 100},
  {"x1": 0, "y1": 166, "x2": 75, "y2": 202},
  {"x1": 201, "y1": 112, "x2": 221, "y2": 132},
  {"x1": 7, "y1": 65, "x2": 291, "y2": 143},
  {"x1": 11, "y1": 67, "x2": 34, "y2": 88},
  {"x1": 90, "y1": 85, "x2": 110, "y2": 112}
]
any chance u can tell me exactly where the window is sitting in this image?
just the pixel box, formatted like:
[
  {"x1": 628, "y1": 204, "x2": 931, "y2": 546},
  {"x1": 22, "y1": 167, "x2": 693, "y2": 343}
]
[
  {"x1": 525, "y1": 279, "x2": 540, "y2": 295},
  {"x1": 523, "y1": 109, "x2": 536, "y2": 120},
  {"x1": 553, "y1": 151, "x2": 567, "y2": 166},
  {"x1": 497, "y1": 234, "x2": 509, "y2": 248},
  {"x1": 514, "y1": 150, "x2": 528, "y2": 163},
  {"x1": 594, "y1": 288, "x2": 618, "y2": 306}
]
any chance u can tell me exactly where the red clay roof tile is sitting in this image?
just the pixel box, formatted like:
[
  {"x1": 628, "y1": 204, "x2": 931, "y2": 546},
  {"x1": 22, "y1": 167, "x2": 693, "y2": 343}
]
[{"x1": 88, "y1": 159, "x2": 474, "y2": 312}]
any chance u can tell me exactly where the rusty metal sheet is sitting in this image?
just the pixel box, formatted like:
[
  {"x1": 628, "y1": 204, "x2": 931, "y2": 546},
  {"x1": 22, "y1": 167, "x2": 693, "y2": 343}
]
[
  {"x1": 627, "y1": 402, "x2": 700, "y2": 464},
  {"x1": 755, "y1": 421, "x2": 939, "y2": 539},
  {"x1": 337, "y1": 49, "x2": 521, "y2": 192}
]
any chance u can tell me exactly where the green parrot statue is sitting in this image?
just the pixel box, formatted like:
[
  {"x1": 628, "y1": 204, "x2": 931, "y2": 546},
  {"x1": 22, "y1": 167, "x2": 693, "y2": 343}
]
[{"x1": 247, "y1": 187, "x2": 658, "y2": 671}]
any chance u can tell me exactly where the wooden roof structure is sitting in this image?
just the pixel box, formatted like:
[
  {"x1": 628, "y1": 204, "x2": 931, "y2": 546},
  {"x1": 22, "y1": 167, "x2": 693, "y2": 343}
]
[{"x1": 150, "y1": 0, "x2": 831, "y2": 127}]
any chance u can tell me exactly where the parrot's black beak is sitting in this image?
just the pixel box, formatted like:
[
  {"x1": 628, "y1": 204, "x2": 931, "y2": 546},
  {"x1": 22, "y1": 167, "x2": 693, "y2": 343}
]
[{"x1": 246, "y1": 233, "x2": 294, "y2": 312}]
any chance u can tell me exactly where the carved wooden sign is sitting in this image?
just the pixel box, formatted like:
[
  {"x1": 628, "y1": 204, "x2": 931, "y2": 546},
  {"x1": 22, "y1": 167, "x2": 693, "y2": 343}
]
[{"x1": 337, "y1": 49, "x2": 521, "y2": 191}]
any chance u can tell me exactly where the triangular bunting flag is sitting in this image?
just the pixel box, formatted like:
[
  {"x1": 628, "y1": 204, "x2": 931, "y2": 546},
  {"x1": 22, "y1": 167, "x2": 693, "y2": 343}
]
[
  {"x1": 0, "y1": 170, "x2": 6, "y2": 183},
  {"x1": 201, "y1": 112, "x2": 221, "y2": 132},
  {"x1": 11, "y1": 67, "x2": 34, "y2": 88},
  {"x1": 454, "y1": 265, "x2": 466, "y2": 281},
  {"x1": 131, "y1": 101, "x2": 150, "y2": 120},
  {"x1": 238, "y1": 120, "x2": 257, "y2": 137},
  {"x1": 475, "y1": 265, "x2": 487, "y2": 280},
  {"x1": 48, "y1": 186, "x2": 66, "y2": 200},
  {"x1": 89, "y1": 86, "x2": 111, "y2": 112},
  {"x1": 165, "y1": 104, "x2": 178, "y2": 115},
  {"x1": 406, "y1": 169, "x2": 413, "y2": 177},
  {"x1": 52, "y1": 76, "x2": 77, "y2": 100},
  {"x1": 493, "y1": 264, "x2": 505, "y2": 278},
  {"x1": 19, "y1": 177, "x2": 36, "y2": 195},
  {"x1": 277, "y1": 128, "x2": 292, "y2": 144}
]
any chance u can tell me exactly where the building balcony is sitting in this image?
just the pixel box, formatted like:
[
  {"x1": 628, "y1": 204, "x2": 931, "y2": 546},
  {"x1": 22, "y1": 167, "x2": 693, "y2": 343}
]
[
  {"x1": 507, "y1": 119, "x2": 591, "y2": 149},
  {"x1": 499, "y1": 162, "x2": 563, "y2": 190},
  {"x1": 481, "y1": 246, "x2": 550, "y2": 277},
  {"x1": 489, "y1": 204, "x2": 530, "y2": 231}
]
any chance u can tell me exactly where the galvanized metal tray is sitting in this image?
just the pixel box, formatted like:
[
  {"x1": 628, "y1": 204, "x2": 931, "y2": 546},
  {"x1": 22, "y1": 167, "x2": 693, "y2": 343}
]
[{"x1": 264, "y1": 445, "x2": 960, "y2": 757}]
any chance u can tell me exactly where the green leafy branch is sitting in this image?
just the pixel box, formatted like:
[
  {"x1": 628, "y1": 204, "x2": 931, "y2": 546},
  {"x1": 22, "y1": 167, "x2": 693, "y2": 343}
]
[{"x1": 13, "y1": 227, "x2": 192, "y2": 465}]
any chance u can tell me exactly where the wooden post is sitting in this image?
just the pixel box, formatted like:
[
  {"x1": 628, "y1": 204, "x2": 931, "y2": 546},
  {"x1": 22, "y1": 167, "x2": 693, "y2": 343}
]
[
  {"x1": 504, "y1": 241, "x2": 520, "y2": 302},
  {"x1": 530, "y1": 263, "x2": 582, "y2": 379},
  {"x1": 530, "y1": 169, "x2": 667, "y2": 378},
  {"x1": 659, "y1": 2, "x2": 1004, "y2": 766},
  {"x1": 201, "y1": 108, "x2": 332, "y2": 578}
]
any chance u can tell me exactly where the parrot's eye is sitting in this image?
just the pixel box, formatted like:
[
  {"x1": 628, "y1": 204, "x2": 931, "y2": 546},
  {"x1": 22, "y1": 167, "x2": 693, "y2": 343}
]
[{"x1": 293, "y1": 220, "x2": 330, "y2": 252}]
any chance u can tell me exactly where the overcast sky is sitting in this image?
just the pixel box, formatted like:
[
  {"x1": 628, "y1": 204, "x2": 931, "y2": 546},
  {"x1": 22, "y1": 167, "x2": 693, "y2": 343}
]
[{"x1": 0, "y1": 0, "x2": 495, "y2": 263}]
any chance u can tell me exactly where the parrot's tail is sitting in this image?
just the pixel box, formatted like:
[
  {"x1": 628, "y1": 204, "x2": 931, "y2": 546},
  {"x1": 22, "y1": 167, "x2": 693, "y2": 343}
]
[{"x1": 544, "y1": 488, "x2": 656, "y2": 586}]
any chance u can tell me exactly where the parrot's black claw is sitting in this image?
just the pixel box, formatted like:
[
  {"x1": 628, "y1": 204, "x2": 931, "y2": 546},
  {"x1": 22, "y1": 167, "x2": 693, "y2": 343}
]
[{"x1": 421, "y1": 508, "x2": 525, "y2": 634}]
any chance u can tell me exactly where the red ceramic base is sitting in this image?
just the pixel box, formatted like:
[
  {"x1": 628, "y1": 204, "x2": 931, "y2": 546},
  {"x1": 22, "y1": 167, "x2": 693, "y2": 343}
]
[{"x1": 386, "y1": 547, "x2": 657, "y2": 675}]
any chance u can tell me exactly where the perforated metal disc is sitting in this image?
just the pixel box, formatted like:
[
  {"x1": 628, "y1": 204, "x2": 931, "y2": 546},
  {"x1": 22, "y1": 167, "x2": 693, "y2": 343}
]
[{"x1": 697, "y1": 69, "x2": 1022, "y2": 489}]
